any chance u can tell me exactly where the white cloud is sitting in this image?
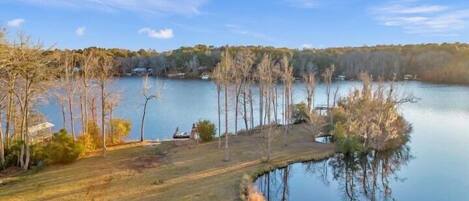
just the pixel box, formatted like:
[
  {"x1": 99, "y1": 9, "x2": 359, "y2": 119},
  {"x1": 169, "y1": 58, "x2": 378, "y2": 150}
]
[
  {"x1": 7, "y1": 18, "x2": 25, "y2": 27},
  {"x1": 301, "y1": 44, "x2": 313, "y2": 49},
  {"x1": 285, "y1": 0, "x2": 319, "y2": 8},
  {"x1": 75, "y1": 26, "x2": 86, "y2": 36},
  {"x1": 378, "y1": 4, "x2": 448, "y2": 14},
  {"x1": 371, "y1": 1, "x2": 469, "y2": 35},
  {"x1": 138, "y1": 28, "x2": 174, "y2": 39},
  {"x1": 17, "y1": 0, "x2": 208, "y2": 16}
]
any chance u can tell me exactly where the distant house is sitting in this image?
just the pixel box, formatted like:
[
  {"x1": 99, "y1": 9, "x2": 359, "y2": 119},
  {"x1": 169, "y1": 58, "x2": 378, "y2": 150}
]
[
  {"x1": 28, "y1": 122, "x2": 55, "y2": 143},
  {"x1": 336, "y1": 75, "x2": 346, "y2": 81},
  {"x1": 404, "y1": 74, "x2": 416, "y2": 80},
  {"x1": 201, "y1": 73, "x2": 210, "y2": 80},
  {"x1": 132, "y1": 67, "x2": 153, "y2": 76}
]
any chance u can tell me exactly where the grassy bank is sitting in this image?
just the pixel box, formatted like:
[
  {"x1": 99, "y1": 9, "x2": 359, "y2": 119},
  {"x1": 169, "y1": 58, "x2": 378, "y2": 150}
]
[{"x1": 0, "y1": 124, "x2": 335, "y2": 201}]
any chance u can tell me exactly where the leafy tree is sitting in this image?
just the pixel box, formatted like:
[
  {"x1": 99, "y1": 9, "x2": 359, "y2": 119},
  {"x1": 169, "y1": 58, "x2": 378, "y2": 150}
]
[
  {"x1": 196, "y1": 120, "x2": 216, "y2": 142},
  {"x1": 109, "y1": 119, "x2": 132, "y2": 144},
  {"x1": 44, "y1": 129, "x2": 84, "y2": 164}
]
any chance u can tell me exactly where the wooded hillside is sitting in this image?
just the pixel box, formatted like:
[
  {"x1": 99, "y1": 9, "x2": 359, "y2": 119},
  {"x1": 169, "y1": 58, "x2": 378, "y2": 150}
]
[{"x1": 52, "y1": 43, "x2": 469, "y2": 84}]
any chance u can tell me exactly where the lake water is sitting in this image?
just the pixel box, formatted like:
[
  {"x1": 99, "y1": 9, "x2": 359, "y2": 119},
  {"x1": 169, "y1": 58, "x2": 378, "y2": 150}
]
[
  {"x1": 40, "y1": 77, "x2": 362, "y2": 140},
  {"x1": 40, "y1": 78, "x2": 469, "y2": 200},
  {"x1": 255, "y1": 82, "x2": 469, "y2": 200}
]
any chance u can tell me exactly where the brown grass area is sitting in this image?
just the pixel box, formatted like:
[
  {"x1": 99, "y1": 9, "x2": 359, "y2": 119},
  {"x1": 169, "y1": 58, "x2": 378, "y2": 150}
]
[{"x1": 0, "y1": 124, "x2": 335, "y2": 201}]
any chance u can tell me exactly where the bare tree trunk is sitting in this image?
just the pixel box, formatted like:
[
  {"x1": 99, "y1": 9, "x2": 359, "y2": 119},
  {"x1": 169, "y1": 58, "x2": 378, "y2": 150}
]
[
  {"x1": 109, "y1": 106, "x2": 113, "y2": 144},
  {"x1": 259, "y1": 87, "x2": 263, "y2": 127},
  {"x1": 5, "y1": 89, "x2": 14, "y2": 148},
  {"x1": 273, "y1": 87, "x2": 278, "y2": 124},
  {"x1": 91, "y1": 98, "x2": 97, "y2": 125},
  {"x1": 249, "y1": 88, "x2": 254, "y2": 129},
  {"x1": 101, "y1": 83, "x2": 106, "y2": 155},
  {"x1": 68, "y1": 96, "x2": 75, "y2": 141},
  {"x1": 283, "y1": 86, "x2": 288, "y2": 146},
  {"x1": 140, "y1": 99, "x2": 149, "y2": 142},
  {"x1": 266, "y1": 86, "x2": 272, "y2": 161},
  {"x1": 235, "y1": 83, "x2": 242, "y2": 134},
  {"x1": 83, "y1": 84, "x2": 88, "y2": 134},
  {"x1": 267, "y1": 88, "x2": 271, "y2": 124},
  {"x1": 22, "y1": 85, "x2": 30, "y2": 169},
  {"x1": 82, "y1": 69, "x2": 89, "y2": 135},
  {"x1": 243, "y1": 87, "x2": 248, "y2": 130},
  {"x1": 0, "y1": 112, "x2": 5, "y2": 166},
  {"x1": 59, "y1": 99, "x2": 66, "y2": 130},
  {"x1": 224, "y1": 85, "x2": 230, "y2": 161},
  {"x1": 217, "y1": 85, "x2": 221, "y2": 149},
  {"x1": 80, "y1": 95, "x2": 85, "y2": 134}
]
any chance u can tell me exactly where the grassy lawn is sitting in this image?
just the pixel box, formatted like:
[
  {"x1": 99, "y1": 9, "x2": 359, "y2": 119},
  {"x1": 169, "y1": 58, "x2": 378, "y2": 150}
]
[{"x1": 0, "y1": 124, "x2": 335, "y2": 201}]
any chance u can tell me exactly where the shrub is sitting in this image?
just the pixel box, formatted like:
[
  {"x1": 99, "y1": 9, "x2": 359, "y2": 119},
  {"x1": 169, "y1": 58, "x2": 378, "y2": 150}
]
[
  {"x1": 332, "y1": 73, "x2": 410, "y2": 152},
  {"x1": 333, "y1": 123, "x2": 362, "y2": 154},
  {"x1": 2, "y1": 140, "x2": 23, "y2": 169},
  {"x1": 78, "y1": 121, "x2": 102, "y2": 152},
  {"x1": 44, "y1": 129, "x2": 84, "y2": 164},
  {"x1": 108, "y1": 119, "x2": 132, "y2": 145},
  {"x1": 292, "y1": 102, "x2": 310, "y2": 124},
  {"x1": 196, "y1": 119, "x2": 216, "y2": 142}
]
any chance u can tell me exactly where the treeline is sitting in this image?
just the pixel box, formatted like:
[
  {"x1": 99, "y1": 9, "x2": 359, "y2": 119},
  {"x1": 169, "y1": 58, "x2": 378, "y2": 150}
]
[
  {"x1": 0, "y1": 33, "x2": 133, "y2": 170},
  {"x1": 59, "y1": 43, "x2": 469, "y2": 84}
]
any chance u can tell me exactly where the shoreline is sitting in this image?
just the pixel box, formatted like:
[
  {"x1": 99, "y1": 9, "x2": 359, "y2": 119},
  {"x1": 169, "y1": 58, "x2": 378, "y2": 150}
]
[
  {"x1": 240, "y1": 150, "x2": 335, "y2": 201},
  {"x1": 0, "y1": 124, "x2": 335, "y2": 201}
]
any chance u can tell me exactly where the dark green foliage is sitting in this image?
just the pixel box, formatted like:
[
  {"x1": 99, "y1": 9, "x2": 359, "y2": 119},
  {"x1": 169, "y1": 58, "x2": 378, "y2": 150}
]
[
  {"x1": 2, "y1": 140, "x2": 23, "y2": 169},
  {"x1": 292, "y1": 102, "x2": 310, "y2": 124},
  {"x1": 333, "y1": 123, "x2": 362, "y2": 154},
  {"x1": 44, "y1": 129, "x2": 83, "y2": 164},
  {"x1": 196, "y1": 119, "x2": 216, "y2": 142}
]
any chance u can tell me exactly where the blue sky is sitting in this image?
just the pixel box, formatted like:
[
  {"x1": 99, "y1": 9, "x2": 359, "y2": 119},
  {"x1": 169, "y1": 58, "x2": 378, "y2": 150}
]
[{"x1": 1, "y1": 0, "x2": 469, "y2": 51}]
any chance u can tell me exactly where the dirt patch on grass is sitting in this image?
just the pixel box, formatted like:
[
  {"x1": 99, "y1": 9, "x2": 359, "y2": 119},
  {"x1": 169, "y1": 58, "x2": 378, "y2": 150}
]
[{"x1": 127, "y1": 155, "x2": 163, "y2": 173}]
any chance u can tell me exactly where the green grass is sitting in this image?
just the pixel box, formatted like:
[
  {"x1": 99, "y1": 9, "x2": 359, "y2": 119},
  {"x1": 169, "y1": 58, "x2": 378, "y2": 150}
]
[{"x1": 0, "y1": 124, "x2": 335, "y2": 201}]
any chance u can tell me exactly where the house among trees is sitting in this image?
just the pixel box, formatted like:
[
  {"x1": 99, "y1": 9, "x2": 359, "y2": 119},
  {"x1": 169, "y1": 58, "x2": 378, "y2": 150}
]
[
  {"x1": 336, "y1": 75, "x2": 346, "y2": 81},
  {"x1": 131, "y1": 67, "x2": 153, "y2": 76},
  {"x1": 28, "y1": 122, "x2": 55, "y2": 144},
  {"x1": 404, "y1": 74, "x2": 417, "y2": 80}
]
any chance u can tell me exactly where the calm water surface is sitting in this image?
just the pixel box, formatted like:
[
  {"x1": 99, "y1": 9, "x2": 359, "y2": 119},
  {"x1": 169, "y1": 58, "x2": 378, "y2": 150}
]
[
  {"x1": 40, "y1": 78, "x2": 469, "y2": 200},
  {"x1": 255, "y1": 82, "x2": 469, "y2": 201}
]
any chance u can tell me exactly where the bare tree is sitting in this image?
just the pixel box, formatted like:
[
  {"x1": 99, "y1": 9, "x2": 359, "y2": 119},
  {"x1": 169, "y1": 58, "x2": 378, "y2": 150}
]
[
  {"x1": 257, "y1": 54, "x2": 274, "y2": 160},
  {"x1": 215, "y1": 48, "x2": 233, "y2": 161},
  {"x1": 140, "y1": 74, "x2": 159, "y2": 142},
  {"x1": 322, "y1": 65, "x2": 335, "y2": 109},
  {"x1": 10, "y1": 34, "x2": 52, "y2": 169},
  {"x1": 280, "y1": 56, "x2": 294, "y2": 146},
  {"x1": 233, "y1": 48, "x2": 254, "y2": 134},
  {"x1": 0, "y1": 39, "x2": 17, "y2": 148},
  {"x1": 322, "y1": 65, "x2": 335, "y2": 126},
  {"x1": 79, "y1": 50, "x2": 96, "y2": 134},
  {"x1": 0, "y1": 34, "x2": 6, "y2": 165},
  {"x1": 63, "y1": 52, "x2": 79, "y2": 140},
  {"x1": 212, "y1": 65, "x2": 223, "y2": 148},
  {"x1": 303, "y1": 72, "x2": 316, "y2": 112},
  {"x1": 95, "y1": 51, "x2": 114, "y2": 154},
  {"x1": 0, "y1": 109, "x2": 4, "y2": 165}
]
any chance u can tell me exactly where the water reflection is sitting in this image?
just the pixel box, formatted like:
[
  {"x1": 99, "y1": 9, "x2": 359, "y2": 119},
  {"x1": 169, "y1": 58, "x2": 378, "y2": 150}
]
[{"x1": 256, "y1": 144, "x2": 412, "y2": 201}]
